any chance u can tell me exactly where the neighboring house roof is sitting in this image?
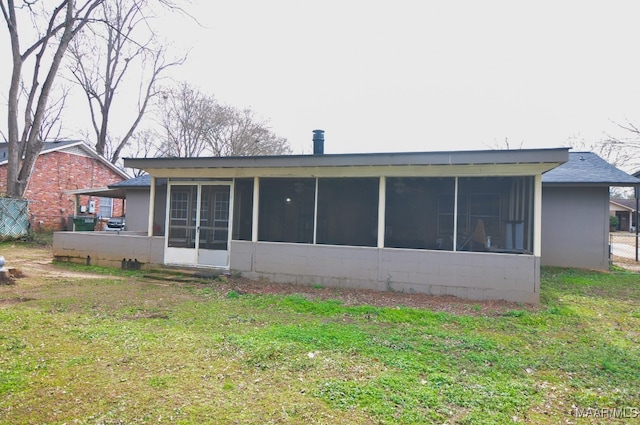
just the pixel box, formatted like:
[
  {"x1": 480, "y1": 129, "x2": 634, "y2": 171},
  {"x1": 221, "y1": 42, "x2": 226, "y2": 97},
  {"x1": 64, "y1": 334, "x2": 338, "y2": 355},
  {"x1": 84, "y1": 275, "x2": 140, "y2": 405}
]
[
  {"x1": 108, "y1": 174, "x2": 152, "y2": 188},
  {"x1": 0, "y1": 140, "x2": 129, "y2": 180},
  {"x1": 610, "y1": 198, "x2": 637, "y2": 211},
  {"x1": 542, "y1": 152, "x2": 640, "y2": 186}
]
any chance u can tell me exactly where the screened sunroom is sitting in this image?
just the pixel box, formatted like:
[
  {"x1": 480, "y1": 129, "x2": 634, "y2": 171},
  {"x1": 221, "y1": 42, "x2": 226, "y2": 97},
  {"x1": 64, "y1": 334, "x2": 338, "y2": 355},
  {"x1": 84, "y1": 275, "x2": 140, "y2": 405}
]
[{"x1": 124, "y1": 147, "x2": 568, "y2": 303}]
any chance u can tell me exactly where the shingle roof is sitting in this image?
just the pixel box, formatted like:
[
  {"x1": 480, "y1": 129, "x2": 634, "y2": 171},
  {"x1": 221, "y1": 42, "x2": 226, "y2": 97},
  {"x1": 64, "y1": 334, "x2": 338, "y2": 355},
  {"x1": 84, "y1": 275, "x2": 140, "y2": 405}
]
[
  {"x1": 611, "y1": 198, "x2": 637, "y2": 210},
  {"x1": 0, "y1": 140, "x2": 81, "y2": 162},
  {"x1": 108, "y1": 174, "x2": 151, "y2": 188},
  {"x1": 542, "y1": 152, "x2": 640, "y2": 186}
]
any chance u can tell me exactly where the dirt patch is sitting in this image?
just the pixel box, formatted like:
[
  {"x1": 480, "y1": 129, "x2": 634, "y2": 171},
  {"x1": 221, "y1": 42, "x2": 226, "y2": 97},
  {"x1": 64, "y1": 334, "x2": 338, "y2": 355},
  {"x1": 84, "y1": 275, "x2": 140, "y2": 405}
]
[
  {"x1": 0, "y1": 296, "x2": 35, "y2": 307},
  {"x1": 612, "y1": 255, "x2": 640, "y2": 273},
  {"x1": 2, "y1": 243, "x2": 535, "y2": 317},
  {"x1": 213, "y1": 276, "x2": 535, "y2": 316}
]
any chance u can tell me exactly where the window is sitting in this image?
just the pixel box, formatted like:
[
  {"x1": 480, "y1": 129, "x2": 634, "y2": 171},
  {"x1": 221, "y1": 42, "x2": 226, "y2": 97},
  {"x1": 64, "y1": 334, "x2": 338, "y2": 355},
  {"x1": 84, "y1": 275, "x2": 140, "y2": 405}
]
[
  {"x1": 99, "y1": 197, "x2": 113, "y2": 218},
  {"x1": 386, "y1": 177, "x2": 454, "y2": 250},
  {"x1": 317, "y1": 178, "x2": 378, "y2": 247},
  {"x1": 258, "y1": 178, "x2": 315, "y2": 243}
]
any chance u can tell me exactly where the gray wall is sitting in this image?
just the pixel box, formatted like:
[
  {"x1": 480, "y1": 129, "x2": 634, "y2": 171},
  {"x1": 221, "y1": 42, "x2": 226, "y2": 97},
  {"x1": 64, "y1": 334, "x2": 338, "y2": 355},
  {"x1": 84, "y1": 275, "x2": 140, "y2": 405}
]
[
  {"x1": 121, "y1": 187, "x2": 166, "y2": 234},
  {"x1": 53, "y1": 232, "x2": 164, "y2": 269},
  {"x1": 124, "y1": 189, "x2": 150, "y2": 232},
  {"x1": 230, "y1": 241, "x2": 540, "y2": 303},
  {"x1": 541, "y1": 186, "x2": 609, "y2": 270}
]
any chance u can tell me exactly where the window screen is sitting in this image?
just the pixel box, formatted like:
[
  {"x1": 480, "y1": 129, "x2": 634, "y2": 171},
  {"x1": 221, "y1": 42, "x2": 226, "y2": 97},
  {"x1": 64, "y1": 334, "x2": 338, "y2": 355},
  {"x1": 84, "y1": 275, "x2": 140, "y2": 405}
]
[
  {"x1": 317, "y1": 178, "x2": 378, "y2": 247},
  {"x1": 232, "y1": 178, "x2": 254, "y2": 241},
  {"x1": 258, "y1": 178, "x2": 315, "y2": 243},
  {"x1": 385, "y1": 177, "x2": 454, "y2": 250},
  {"x1": 456, "y1": 177, "x2": 534, "y2": 253}
]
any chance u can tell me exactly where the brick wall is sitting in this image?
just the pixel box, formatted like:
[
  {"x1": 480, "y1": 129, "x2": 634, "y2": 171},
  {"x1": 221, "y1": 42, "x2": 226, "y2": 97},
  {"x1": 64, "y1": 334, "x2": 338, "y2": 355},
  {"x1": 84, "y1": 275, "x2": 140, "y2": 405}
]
[{"x1": 0, "y1": 149, "x2": 126, "y2": 231}]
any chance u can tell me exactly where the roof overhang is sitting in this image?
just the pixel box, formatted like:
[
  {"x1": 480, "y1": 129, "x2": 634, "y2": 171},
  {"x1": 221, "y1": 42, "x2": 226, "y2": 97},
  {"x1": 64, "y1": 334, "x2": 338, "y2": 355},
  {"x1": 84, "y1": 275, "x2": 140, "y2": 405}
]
[
  {"x1": 63, "y1": 187, "x2": 127, "y2": 199},
  {"x1": 124, "y1": 148, "x2": 569, "y2": 179}
]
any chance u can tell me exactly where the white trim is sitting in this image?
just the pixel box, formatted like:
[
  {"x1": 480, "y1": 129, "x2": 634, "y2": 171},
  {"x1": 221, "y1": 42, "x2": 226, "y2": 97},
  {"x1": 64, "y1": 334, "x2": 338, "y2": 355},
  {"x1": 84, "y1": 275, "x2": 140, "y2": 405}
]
[
  {"x1": 252, "y1": 177, "x2": 259, "y2": 242},
  {"x1": 313, "y1": 178, "x2": 319, "y2": 245},
  {"x1": 534, "y1": 174, "x2": 542, "y2": 256},
  {"x1": 164, "y1": 180, "x2": 234, "y2": 269},
  {"x1": 377, "y1": 176, "x2": 386, "y2": 248},
  {"x1": 453, "y1": 177, "x2": 459, "y2": 251},
  {"x1": 148, "y1": 176, "x2": 156, "y2": 236}
]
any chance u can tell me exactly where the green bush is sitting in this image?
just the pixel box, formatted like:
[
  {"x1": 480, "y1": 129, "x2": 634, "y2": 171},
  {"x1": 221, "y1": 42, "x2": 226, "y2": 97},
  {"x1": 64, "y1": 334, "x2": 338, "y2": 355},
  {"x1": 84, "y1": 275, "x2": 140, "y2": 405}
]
[{"x1": 610, "y1": 215, "x2": 619, "y2": 228}]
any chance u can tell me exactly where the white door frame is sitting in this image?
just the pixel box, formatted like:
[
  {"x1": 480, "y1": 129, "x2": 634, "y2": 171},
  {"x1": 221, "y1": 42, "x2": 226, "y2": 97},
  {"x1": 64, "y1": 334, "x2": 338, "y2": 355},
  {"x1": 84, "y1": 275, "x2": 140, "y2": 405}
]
[{"x1": 164, "y1": 180, "x2": 234, "y2": 268}]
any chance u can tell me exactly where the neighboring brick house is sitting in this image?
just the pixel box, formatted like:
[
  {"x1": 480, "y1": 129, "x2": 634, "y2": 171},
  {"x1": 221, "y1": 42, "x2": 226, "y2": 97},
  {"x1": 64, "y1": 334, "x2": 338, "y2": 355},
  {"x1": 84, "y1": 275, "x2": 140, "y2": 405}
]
[{"x1": 0, "y1": 140, "x2": 129, "y2": 231}]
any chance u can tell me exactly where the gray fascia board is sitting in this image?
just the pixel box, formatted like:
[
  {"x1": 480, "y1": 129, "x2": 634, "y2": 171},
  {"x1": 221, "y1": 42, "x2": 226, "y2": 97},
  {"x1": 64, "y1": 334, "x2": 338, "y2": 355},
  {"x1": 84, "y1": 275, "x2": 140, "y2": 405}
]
[{"x1": 124, "y1": 147, "x2": 569, "y2": 171}]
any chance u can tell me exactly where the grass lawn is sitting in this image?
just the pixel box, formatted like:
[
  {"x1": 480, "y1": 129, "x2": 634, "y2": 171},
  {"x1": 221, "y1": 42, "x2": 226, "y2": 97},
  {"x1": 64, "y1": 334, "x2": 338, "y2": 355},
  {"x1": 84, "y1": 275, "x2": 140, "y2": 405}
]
[{"x1": 1, "y1": 243, "x2": 639, "y2": 424}]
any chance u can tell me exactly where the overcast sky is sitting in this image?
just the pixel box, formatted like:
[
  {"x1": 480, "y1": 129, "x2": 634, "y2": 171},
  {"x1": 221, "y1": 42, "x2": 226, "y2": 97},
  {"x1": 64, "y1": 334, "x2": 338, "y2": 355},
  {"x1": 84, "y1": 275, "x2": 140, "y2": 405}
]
[
  {"x1": 2, "y1": 1, "x2": 639, "y2": 158},
  {"x1": 160, "y1": 0, "x2": 640, "y2": 155}
]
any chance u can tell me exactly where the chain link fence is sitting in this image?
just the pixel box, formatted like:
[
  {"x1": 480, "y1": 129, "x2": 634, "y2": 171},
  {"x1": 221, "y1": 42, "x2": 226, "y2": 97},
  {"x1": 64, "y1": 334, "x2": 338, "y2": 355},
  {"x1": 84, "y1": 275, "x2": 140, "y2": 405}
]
[
  {"x1": 0, "y1": 198, "x2": 29, "y2": 240},
  {"x1": 610, "y1": 232, "x2": 640, "y2": 266}
]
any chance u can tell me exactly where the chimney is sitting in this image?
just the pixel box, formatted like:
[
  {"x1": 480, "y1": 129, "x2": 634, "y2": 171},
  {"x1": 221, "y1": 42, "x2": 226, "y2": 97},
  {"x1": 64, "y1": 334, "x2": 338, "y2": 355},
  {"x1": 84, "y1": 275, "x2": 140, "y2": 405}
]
[{"x1": 312, "y1": 129, "x2": 324, "y2": 155}]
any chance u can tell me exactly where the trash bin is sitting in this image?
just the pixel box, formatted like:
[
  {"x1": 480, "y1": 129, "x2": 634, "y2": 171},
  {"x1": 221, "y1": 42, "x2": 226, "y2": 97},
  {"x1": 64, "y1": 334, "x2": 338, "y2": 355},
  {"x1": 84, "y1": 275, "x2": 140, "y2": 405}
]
[{"x1": 73, "y1": 216, "x2": 97, "y2": 231}]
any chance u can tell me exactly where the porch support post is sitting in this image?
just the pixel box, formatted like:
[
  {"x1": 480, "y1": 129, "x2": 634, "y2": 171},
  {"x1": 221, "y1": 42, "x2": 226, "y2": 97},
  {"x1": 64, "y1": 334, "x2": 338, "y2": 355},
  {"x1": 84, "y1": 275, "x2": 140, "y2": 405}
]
[
  {"x1": 453, "y1": 177, "x2": 458, "y2": 251},
  {"x1": 148, "y1": 176, "x2": 156, "y2": 236},
  {"x1": 377, "y1": 176, "x2": 386, "y2": 248},
  {"x1": 313, "y1": 178, "x2": 318, "y2": 244},
  {"x1": 252, "y1": 176, "x2": 259, "y2": 242},
  {"x1": 533, "y1": 174, "x2": 542, "y2": 256},
  {"x1": 73, "y1": 194, "x2": 79, "y2": 231}
]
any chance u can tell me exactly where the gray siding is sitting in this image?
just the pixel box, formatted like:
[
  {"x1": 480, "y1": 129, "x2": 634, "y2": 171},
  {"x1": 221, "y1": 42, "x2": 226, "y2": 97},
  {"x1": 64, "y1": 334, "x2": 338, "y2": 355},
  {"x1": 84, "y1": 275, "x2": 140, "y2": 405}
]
[
  {"x1": 541, "y1": 186, "x2": 609, "y2": 270},
  {"x1": 123, "y1": 189, "x2": 150, "y2": 232},
  {"x1": 230, "y1": 241, "x2": 540, "y2": 303}
]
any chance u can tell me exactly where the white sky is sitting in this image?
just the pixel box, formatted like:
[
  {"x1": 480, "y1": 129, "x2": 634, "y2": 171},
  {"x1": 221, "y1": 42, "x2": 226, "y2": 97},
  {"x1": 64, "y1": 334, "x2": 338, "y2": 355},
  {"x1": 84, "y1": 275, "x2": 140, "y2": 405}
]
[
  {"x1": 161, "y1": 0, "x2": 640, "y2": 155},
  {"x1": 2, "y1": 0, "x2": 640, "y2": 158}
]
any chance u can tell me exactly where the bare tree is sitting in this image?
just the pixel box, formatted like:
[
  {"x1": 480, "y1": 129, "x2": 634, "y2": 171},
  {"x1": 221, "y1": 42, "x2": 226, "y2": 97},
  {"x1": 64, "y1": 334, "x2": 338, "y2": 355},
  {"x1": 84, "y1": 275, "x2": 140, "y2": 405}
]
[
  {"x1": 156, "y1": 83, "x2": 217, "y2": 158},
  {"x1": 156, "y1": 83, "x2": 292, "y2": 158},
  {"x1": 68, "y1": 0, "x2": 185, "y2": 165},
  {"x1": 126, "y1": 129, "x2": 159, "y2": 176},
  {"x1": 208, "y1": 105, "x2": 292, "y2": 157},
  {"x1": 569, "y1": 122, "x2": 640, "y2": 173},
  {"x1": 486, "y1": 137, "x2": 524, "y2": 150},
  {"x1": 1, "y1": 0, "x2": 105, "y2": 198},
  {"x1": 599, "y1": 120, "x2": 640, "y2": 172}
]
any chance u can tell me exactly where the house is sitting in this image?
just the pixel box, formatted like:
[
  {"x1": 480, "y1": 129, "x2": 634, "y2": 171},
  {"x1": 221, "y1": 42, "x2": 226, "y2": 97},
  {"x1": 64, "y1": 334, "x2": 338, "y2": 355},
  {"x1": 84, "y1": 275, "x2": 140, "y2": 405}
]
[
  {"x1": 54, "y1": 144, "x2": 570, "y2": 303},
  {"x1": 541, "y1": 152, "x2": 640, "y2": 270},
  {"x1": 0, "y1": 140, "x2": 129, "y2": 231},
  {"x1": 610, "y1": 198, "x2": 637, "y2": 231}
]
